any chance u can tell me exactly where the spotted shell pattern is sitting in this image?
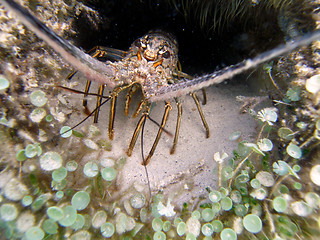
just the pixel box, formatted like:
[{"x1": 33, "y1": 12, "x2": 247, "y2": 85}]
[{"x1": 108, "y1": 31, "x2": 179, "y2": 95}]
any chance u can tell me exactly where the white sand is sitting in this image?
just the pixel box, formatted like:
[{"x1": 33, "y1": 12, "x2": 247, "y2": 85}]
[{"x1": 64, "y1": 78, "x2": 263, "y2": 206}]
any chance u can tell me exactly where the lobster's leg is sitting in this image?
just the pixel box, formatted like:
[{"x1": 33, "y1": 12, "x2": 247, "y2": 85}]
[
  {"x1": 125, "y1": 84, "x2": 139, "y2": 116},
  {"x1": 82, "y1": 80, "x2": 92, "y2": 115},
  {"x1": 108, "y1": 95, "x2": 117, "y2": 140},
  {"x1": 67, "y1": 48, "x2": 102, "y2": 120},
  {"x1": 93, "y1": 85, "x2": 105, "y2": 123},
  {"x1": 170, "y1": 99, "x2": 182, "y2": 155},
  {"x1": 126, "y1": 108, "x2": 150, "y2": 157},
  {"x1": 133, "y1": 100, "x2": 146, "y2": 118},
  {"x1": 201, "y1": 88, "x2": 207, "y2": 105},
  {"x1": 191, "y1": 92, "x2": 210, "y2": 138},
  {"x1": 143, "y1": 101, "x2": 172, "y2": 165}
]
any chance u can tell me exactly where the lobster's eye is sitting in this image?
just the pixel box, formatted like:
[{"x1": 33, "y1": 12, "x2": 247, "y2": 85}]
[
  {"x1": 162, "y1": 50, "x2": 170, "y2": 58},
  {"x1": 159, "y1": 46, "x2": 170, "y2": 58},
  {"x1": 140, "y1": 35, "x2": 149, "y2": 48},
  {"x1": 134, "y1": 39, "x2": 141, "y2": 48},
  {"x1": 140, "y1": 40, "x2": 147, "y2": 48}
]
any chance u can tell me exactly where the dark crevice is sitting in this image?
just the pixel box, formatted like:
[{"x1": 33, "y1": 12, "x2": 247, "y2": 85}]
[{"x1": 71, "y1": 0, "x2": 314, "y2": 77}]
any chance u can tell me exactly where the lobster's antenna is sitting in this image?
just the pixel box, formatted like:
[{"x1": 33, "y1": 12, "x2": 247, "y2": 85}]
[
  {"x1": 0, "y1": 0, "x2": 117, "y2": 87},
  {"x1": 58, "y1": 97, "x2": 111, "y2": 138},
  {"x1": 147, "y1": 30, "x2": 320, "y2": 102},
  {"x1": 141, "y1": 116, "x2": 152, "y2": 204}
]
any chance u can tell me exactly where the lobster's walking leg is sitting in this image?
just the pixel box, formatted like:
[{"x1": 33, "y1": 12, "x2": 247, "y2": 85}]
[
  {"x1": 126, "y1": 109, "x2": 150, "y2": 157},
  {"x1": 125, "y1": 84, "x2": 139, "y2": 116},
  {"x1": 108, "y1": 95, "x2": 117, "y2": 140},
  {"x1": 143, "y1": 101, "x2": 172, "y2": 165},
  {"x1": 191, "y1": 92, "x2": 210, "y2": 138},
  {"x1": 170, "y1": 99, "x2": 182, "y2": 155}
]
